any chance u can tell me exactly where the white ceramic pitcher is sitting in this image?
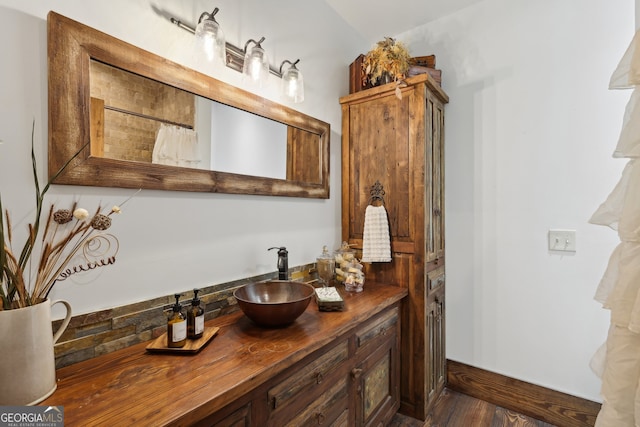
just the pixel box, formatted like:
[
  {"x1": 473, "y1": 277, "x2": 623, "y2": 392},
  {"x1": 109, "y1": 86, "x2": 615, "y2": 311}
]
[{"x1": 0, "y1": 299, "x2": 72, "y2": 405}]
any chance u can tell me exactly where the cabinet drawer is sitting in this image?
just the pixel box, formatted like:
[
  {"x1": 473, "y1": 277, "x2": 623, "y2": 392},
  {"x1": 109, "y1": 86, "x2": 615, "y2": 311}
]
[
  {"x1": 197, "y1": 400, "x2": 252, "y2": 427},
  {"x1": 209, "y1": 402, "x2": 251, "y2": 427},
  {"x1": 332, "y1": 409, "x2": 349, "y2": 427},
  {"x1": 427, "y1": 266, "x2": 445, "y2": 294},
  {"x1": 268, "y1": 340, "x2": 349, "y2": 411},
  {"x1": 277, "y1": 376, "x2": 348, "y2": 427},
  {"x1": 356, "y1": 306, "x2": 399, "y2": 350}
]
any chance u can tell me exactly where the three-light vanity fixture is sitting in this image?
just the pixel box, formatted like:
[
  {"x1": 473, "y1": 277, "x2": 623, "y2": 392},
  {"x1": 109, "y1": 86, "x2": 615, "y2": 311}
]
[{"x1": 170, "y1": 7, "x2": 305, "y2": 103}]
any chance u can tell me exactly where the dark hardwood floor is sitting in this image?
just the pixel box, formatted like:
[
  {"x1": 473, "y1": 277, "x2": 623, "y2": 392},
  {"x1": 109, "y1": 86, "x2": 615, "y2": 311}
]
[{"x1": 389, "y1": 388, "x2": 557, "y2": 426}]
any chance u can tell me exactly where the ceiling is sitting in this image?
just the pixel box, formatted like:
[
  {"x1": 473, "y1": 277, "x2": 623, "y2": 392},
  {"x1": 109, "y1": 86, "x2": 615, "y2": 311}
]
[{"x1": 324, "y1": 0, "x2": 482, "y2": 43}]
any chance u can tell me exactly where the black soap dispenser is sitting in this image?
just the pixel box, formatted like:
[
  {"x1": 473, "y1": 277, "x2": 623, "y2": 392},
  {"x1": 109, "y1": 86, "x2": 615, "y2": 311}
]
[
  {"x1": 167, "y1": 294, "x2": 187, "y2": 348},
  {"x1": 187, "y1": 288, "x2": 205, "y2": 340}
]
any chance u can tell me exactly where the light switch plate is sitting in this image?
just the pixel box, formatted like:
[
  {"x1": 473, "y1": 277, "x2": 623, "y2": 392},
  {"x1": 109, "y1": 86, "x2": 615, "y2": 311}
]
[{"x1": 548, "y1": 229, "x2": 576, "y2": 252}]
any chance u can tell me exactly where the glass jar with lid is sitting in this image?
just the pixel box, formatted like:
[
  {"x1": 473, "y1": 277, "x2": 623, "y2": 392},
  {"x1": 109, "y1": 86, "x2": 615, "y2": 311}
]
[{"x1": 316, "y1": 245, "x2": 335, "y2": 287}]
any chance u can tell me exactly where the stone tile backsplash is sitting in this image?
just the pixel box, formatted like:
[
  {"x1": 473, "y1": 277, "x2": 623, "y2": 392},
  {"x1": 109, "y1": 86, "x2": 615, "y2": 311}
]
[{"x1": 52, "y1": 264, "x2": 317, "y2": 368}]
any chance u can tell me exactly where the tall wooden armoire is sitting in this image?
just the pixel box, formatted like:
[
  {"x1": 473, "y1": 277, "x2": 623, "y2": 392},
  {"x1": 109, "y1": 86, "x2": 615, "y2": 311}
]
[{"x1": 340, "y1": 73, "x2": 448, "y2": 420}]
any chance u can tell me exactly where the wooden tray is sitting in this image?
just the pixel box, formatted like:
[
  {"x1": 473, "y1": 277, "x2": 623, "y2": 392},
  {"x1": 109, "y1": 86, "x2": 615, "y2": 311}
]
[{"x1": 146, "y1": 327, "x2": 219, "y2": 354}]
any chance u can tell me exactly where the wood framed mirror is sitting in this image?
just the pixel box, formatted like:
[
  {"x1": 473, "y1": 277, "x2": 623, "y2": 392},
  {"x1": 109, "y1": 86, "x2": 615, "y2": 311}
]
[{"x1": 47, "y1": 11, "x2": 330, "y2": 198}]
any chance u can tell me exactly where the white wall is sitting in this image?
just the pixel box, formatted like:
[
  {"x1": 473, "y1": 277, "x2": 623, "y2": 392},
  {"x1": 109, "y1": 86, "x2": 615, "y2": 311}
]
[
  {"x1": 398, "y1": 0, "x2": 634, "y2": 402},
  {"x1": 0, "y1": 1, "x2": 364, "y2": 314}
]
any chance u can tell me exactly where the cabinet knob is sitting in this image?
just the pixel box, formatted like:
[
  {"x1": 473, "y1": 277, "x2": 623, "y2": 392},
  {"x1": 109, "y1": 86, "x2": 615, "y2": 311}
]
[
  {"x1": 316, "y1": 412, "x2": 326, "y2": 425},
  {"x1": 315, "y1": 372, "x2": 324, "y2": 384},
  {"x1": 351, "y1": 368, "x2": 363, "y2": 379}
]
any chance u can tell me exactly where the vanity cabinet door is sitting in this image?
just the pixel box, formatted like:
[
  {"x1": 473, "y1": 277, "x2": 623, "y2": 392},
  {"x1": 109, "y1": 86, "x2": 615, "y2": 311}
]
[
  {"x1": 352, "y1": 337, "x2": 399, "y2": 427},
  {"x1": 434, "y1": 289, "x2": 446, "y2": 399},
  {"x1": 425, "y1": 92, "x2": 446, "y2": 265},
  {"x1": 426, "y1": 285, "x2": 446, "y2": 409},
  {"x1": 352, "y1": 306, "x2": 401, "y2": 426}
]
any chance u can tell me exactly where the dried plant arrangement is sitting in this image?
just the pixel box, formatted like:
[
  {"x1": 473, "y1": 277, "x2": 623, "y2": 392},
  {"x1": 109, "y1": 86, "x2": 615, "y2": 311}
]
[
  {"x1": 0, "y1": 123, "x2": 134, "y2": 309},
  {"x1": 362, "y1": 37, "x2": 411, "y2": 86}
]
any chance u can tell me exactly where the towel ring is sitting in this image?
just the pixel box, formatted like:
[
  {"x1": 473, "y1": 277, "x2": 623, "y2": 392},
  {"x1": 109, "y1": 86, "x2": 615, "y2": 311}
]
[{"x1": 368, "y1": 180, "x2": 385, "y2": 206}]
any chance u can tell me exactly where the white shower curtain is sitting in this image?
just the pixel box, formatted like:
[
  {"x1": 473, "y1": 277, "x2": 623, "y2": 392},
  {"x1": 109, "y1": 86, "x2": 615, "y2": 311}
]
[
  {"x1": 152, "y1": 123, "x2": 200, "y2": 168},
  {"x1": 590, "y1": 29, "x2": 640, "y2": 427}
]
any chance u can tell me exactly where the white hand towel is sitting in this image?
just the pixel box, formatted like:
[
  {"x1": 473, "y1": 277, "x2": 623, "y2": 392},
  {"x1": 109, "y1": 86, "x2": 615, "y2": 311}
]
[{"x1": 361, "y1": 205, "x2": 392, "y2": 262}]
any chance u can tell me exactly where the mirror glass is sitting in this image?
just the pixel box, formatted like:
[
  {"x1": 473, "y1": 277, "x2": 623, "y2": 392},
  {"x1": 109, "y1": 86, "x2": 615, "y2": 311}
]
[{"x1": 48, "y1": 12, "x2": 330, "y2": 198}]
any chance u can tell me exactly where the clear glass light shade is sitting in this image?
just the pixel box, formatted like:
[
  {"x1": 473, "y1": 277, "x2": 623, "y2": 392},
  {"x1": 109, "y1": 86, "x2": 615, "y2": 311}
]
[
  {"x1": 242, "y1": 46, "x2": 269, "y2": 87},
  {"x1": 195, "y1": 19, "x2": 225, "y2": 64},
  {"x1": 281, "y1": 66, "x2": 304, "y2": 103}
]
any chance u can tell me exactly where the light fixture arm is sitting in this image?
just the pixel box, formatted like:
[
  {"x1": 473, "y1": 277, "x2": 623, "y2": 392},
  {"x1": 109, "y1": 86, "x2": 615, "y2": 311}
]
[
  {"x1": 244, "y1": 37, "x2": 266, "y2": 53},
  {"x1": 279, "y1": 59, "x2": 300, "y2": 75},
  {"x1": 198, "y1": 7, "x2": 220, "y2": 24}
]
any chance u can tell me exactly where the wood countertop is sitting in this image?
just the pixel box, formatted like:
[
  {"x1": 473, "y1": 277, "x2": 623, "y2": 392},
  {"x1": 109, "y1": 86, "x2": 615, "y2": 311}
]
[{"x1": 42, "y1": 282, "x2": 407, "y2": 426}]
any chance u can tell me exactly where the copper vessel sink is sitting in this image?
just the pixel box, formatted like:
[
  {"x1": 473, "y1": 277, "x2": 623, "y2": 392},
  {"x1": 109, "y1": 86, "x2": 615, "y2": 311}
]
[{"x1": 233, "y1": 280, "x2": 315, "y2": 327}]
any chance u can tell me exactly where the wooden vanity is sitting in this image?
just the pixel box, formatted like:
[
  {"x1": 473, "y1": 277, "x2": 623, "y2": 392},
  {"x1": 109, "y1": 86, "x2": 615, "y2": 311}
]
[{"x1": 42, "y1": 282, "x2": 407, "y2": 426}]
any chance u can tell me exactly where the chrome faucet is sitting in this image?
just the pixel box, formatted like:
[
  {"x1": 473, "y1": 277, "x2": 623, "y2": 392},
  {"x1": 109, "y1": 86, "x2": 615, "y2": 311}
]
[{"x1": 268, "y1": 247, "x2": 289, "y2": 280}]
